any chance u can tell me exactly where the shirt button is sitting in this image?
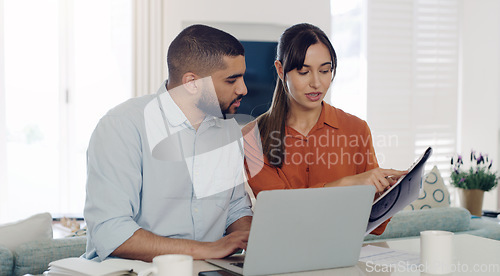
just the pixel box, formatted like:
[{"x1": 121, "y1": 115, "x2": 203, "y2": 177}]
[
  {"x1": 306, "y1": 167, "x2": 309, "y2": 172},
  {"x1": 194, "y1": 208, "x2": 199, "y2": 212}
]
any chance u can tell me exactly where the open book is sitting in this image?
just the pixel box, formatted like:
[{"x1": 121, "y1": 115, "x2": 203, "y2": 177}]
[
  {"x1": 44, "y1": 257, "x2": 152, "y2": 276},
  {"x1": 365, "y1": 147, "x2": 433, "y2": 235}
]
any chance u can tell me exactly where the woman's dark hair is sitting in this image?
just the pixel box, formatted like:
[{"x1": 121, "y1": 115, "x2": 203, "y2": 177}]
[{"x1": 257, "y1": 23, "x2": 337, "y2": 168}]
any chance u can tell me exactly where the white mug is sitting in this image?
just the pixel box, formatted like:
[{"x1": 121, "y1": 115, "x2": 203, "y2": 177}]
[
  {"x1": 138, "y1": 254, "x2": 193, "y2": 276},
  {"x1": 420, "y1": 230, "x2": 454, "y2": 275}
]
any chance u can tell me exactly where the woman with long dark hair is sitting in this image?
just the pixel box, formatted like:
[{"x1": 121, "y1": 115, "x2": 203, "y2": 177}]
[{"x1": 244, "y1": 23, "x2": 406, "y2": 234}]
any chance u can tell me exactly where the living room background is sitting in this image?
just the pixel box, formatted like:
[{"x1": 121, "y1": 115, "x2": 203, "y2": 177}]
[{"x1": 0, "y1": 0, "x2": 499, "y2": 223}]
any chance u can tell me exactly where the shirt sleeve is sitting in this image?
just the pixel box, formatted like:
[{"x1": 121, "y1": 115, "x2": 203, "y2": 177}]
[
  {"x1": 84, "y1": 114, "x2": 143, "y2": 261},
  {"x1": 358, "y1": 121, "x2": 379, "y2": 173},
  {"x1": 370, "y1": 218, "x2": 390, "y2": 235},
  {"x1": 224, "y1": 136, "x2": 253, "y2": 230},
  {"x1": 225, "y1": 182, "x2": 253, "y2": 230}
]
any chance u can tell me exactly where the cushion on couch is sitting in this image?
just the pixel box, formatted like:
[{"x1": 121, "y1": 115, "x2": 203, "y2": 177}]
[
  {"x1": 466, "y1": 218, "x2": 500, "y2": 241},
  {"x1": 12, "y1": 236, "x2": 87, "y2": 276},
  {"x1": 405, "y1": 166, "x2": 451, "y2": 211},
  {"x1": 0, "y1": 244, "x2": 13, "y2": 276},
  {"x1": 0, "y1": 212, "x2": 53, "y2": 251},
  {"x1": 365, "y1": 207, "x2": 470, "y2": 241}
]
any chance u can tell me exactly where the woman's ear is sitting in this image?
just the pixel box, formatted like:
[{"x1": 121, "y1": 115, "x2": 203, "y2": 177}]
[
  {"x1": 274, "y1": 60, "x2": 284, "y2": 81},
  {"x1": 182, "y1": 72, "x2": 198, "y2": 94}
]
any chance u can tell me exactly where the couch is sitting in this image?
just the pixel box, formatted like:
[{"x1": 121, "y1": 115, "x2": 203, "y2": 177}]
[
  {"x1": 0, "y1": 236, "x2": 86, "y2": 276},
  {"x1": 365, "y1": 207, "x2": 500, "y2": 242},
  {"x1": 1, "y1": 207, "x2": 499, "y2": 276}
]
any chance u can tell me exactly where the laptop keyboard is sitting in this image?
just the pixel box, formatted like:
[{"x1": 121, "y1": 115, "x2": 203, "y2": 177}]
[{"x1": 230, "y1": 262, "x2": 244, "y2": 268}]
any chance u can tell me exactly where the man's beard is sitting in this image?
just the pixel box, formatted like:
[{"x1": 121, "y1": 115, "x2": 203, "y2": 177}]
[
  {"x1": 197, "y1": 89, "x2": 243, "y2": 118},
  {"x1": 220, "y1": 94, "x2": 243, "y2": 116},
  {"x1": 197, "y1": 90, "x2": 222, "y2": 118}
]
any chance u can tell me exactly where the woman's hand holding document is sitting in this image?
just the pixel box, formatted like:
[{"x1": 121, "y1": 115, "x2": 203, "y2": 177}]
[{"x1": 366, "y1": 147, "x2": 433, "y2": 235}]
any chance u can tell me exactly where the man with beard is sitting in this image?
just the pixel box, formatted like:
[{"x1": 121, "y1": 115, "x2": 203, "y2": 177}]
[{"x1": 84, "y1": 25, "x2": 252, "y2": 262}]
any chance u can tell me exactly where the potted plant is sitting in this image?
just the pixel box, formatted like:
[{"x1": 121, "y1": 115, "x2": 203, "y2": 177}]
[{"x1": 450, "y1": 150, "x2": 499, "y2": 216}]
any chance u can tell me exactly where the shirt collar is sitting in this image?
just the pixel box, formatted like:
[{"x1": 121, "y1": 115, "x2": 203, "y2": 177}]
[
  {"x1": 156, "y1": 81, "x2": 222, "y2": 128},
  {"x1": 202, "y1": 115, "x2": 223, "y2": 128},
  {"x1": 316, "y1": 102, "x2": 339, "y2": 129}
]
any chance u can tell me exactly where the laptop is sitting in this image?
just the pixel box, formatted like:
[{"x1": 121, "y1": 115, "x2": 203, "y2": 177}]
[{"x1": 207, "y1": 185, "x2": 375, "y2": 275}]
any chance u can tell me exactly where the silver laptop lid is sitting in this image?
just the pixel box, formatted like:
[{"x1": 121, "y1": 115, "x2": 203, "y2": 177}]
[{"x1": 243, "y1": 185, "x2": 375, "y2": 276}]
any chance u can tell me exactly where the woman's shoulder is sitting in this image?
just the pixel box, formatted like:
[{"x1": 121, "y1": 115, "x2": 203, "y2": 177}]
[
  {"x1": 323, "y1": 102, "x2": 368, "y2": 128},
  {"x1": 242, "y1": 112, "x2": 271, "y2": 136},
  {"x1": 242, "y1": 119, "x2": 259, "y2": 137}
]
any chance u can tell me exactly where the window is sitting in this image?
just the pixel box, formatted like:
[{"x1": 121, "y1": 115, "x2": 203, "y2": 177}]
[
  {"x1": 365, "y1": 0, "x2": 459, "y2": 177},
  {"x1": 331, "y1": 0, "x2": 460, "y2": 200},
  {"x1": 0, "y1": 0, "x2": 132, "y2": 223},
  {"x1": 330, "y1": 0, "x2": 366, "y2": 120}
]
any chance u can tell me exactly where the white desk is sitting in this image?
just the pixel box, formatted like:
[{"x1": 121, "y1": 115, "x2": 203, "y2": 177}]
[{"x1": 194, "y1": 234, "x2": 500, "y2": 275}]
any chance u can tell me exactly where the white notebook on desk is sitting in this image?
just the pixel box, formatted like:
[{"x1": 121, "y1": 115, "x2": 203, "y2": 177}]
[{"x1": 44, "y1": 257, "x2": 152, "y2": 276}]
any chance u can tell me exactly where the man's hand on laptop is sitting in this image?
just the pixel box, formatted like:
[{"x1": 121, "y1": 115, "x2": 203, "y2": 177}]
[
  {"x1": 325, "y1": 168, "x2": 407, "y2": 193},
  {"x1": 195, "y1": 230, "x2": 249, "y2": 260}
]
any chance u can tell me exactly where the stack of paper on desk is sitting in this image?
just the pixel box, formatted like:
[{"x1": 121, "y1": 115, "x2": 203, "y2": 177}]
[{"x1": 44, "y1": 257, "x2": 152, "y2": 276}]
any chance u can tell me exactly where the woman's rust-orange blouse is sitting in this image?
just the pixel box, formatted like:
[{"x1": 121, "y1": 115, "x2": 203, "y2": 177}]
[{"x1": 244, "y1": 102, "x2": 389, "y2": 235}]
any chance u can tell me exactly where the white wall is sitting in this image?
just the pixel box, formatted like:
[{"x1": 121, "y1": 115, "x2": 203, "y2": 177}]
[
  {"x1": 460, "y1": 0, "x2": 500, "y2": 210},
  {"x1": 161, "y1": 0, "x2": 332, "y2": 80},
  {"x1": 0, "y1": 0, "x2": 7, "y2": 220}
]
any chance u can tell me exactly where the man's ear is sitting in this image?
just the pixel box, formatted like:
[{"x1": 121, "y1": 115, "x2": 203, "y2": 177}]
[
  {"x1": 274, "y1": 60, "x2": 284, "y2": 81},
  {"x1": 182, "y1": 72, "x2": 198, "y2": 94}
]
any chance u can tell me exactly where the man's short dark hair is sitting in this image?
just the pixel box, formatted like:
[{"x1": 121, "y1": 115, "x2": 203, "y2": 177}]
[{"x1": 167, "y1": 24, "x2": 245, "y2": 86}]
